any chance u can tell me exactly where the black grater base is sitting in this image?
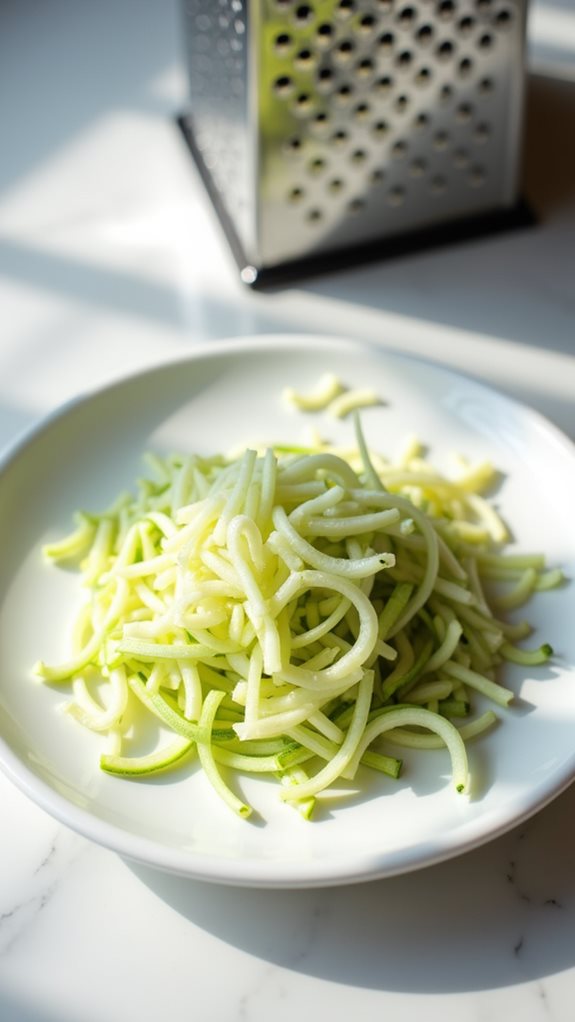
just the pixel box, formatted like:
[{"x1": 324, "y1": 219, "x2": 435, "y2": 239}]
[{"x1": 177, "y1": 113, "x2": 535, "y2": 291}]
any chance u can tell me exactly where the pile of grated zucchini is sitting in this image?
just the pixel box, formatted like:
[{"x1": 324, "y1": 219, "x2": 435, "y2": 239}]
[{"x1": 34, "y1": 412, "x2": 561, "y2": 820}]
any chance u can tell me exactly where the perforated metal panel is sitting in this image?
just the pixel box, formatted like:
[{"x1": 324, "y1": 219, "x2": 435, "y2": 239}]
[{"x1": 181, "y1": 0, "x2": 527, "y2": 281}]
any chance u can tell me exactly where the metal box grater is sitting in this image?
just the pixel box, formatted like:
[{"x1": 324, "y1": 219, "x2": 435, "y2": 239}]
[{"x1": 179, "y1": 0, "x2": 528, "y2": 286}]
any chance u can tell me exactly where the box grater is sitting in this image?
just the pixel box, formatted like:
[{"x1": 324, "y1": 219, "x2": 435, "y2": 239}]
[{"x1": 178, "y1": 0, "x2": 529, "y2": 286}]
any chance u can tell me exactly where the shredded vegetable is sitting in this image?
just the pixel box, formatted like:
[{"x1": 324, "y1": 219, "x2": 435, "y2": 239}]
[{"x1": 34, "y1": 410, "x2": 562, "y2": 820}]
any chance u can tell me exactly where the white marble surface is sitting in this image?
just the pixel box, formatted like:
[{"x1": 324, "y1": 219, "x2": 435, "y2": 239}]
[{"x1": 1, "y1": 1, "x2": 575, "y2": 1019}]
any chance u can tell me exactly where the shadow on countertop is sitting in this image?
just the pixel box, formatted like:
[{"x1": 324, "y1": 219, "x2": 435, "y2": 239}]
[
  {"x1": 523, "y1": 70, "x2": 575, "y2": 219},
  {"x1": 130, "y1": 778, "x2": 575, "y2": 995}
]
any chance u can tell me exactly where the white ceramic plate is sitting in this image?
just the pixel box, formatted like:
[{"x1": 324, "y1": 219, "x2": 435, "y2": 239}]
[{"x1": 0, "y1": 335, "x2": 574, "y2": 888}]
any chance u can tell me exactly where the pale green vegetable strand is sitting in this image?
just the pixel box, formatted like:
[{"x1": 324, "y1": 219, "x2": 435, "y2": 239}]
[{"x1": 36, "y1": 407, "x2": 560, "y2": 821}]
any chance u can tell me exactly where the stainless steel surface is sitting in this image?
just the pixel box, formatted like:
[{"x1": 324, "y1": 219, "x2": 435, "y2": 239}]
[{"x1": 182, "y1": 0, "x2": 527, "y2": 271}]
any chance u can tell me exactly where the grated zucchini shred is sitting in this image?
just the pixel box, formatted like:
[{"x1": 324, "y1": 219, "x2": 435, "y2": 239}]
[{"x1": 34, "y1": 416, "x2": 561, "y2": 819}]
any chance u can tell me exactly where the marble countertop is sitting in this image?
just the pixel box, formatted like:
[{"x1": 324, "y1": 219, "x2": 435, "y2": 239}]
[{"x1": 1, "y1": 1, "x2": 575, "y2": 1019}]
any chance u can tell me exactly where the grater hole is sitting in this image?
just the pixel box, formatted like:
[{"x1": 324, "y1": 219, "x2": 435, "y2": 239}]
[
  {"x1": 285, "y1": 136, "x2": 304, "y2": 154},
  {"x1": 336, "y1": 0, "x2": 356, "y2": 16},
  {"x1": 388, "y1": 186, "x2": 406, "y2": 206},
  {"x1": 456, "y1": 102, "x2": 473, "y2": 121},
  {"x1": 294, "y1": 92, "x2": 315, "y2": 114},
  {"x1": 417, "y1": 24, "x2": 435, "y2": 44},
  {"x1": 336, "y1": 83, "x2": 354, "y2": 103},
  {"x1": 453, "y1": 148, "x2": 470, "y2": 168},
  {"x1": 294, "y1": 4, "x2": 315, "y2": 26},
  {"x1": 329, "y1": 177, "x2": 345, "y2": 193},
  {"x1": 396, "y1": 50, "x2": 414, "y2": 69},
  {"x1": 437, "y1": 0, "x2": 456, "y2": 19},
  {"x1": 317, "y1": 66, "x2": 334, "y2": 88},
  {"x1": 395, "y1": 93, "x2": 410, "y2": 112},
  {"x1": 372, "y1": 119, "x2": 390, "y2": 137},
  {"x1": 430, "y1": 175, "x2": 447, "y2": 194},
  {"x1": 354, "y1": 101, "x2": 371, "y2": 120},
  {"x1": 457, "y1": 16, "x2": 475, "y2": 34},
  {"x1": 312, "y1": 110, "x2": 331, "y2": 130},
  {"x1": 474, "y1": 121, "x2": 490, "y2": 143},
  {"x1": 375, "y1": 75, "x2": 394, "y2": 93},
  {"x1": 410, "y1": 157, "x2": 427, "y2": 176},
  {"x1": 306, "y1": 207, "x2": 323, "y2": 222},
  {"x1": 274, "y1": 32, "x2": 293, "y2": 54},
  {"x1": 415, "y1": 66, "x2": 433, "y2": 87},
  {"x1": 348, "y1": 197, "x2": 365, "y2": 213},
  {"x1": 331, "y1": 128, "x2": 350, "y2": 146},
  {"x1": 289, "y1": 186, "x2": 305, "y2": 203},
  {"x1": 440, "y1": 83, "x2": 454, "y2": 103},
  {"x1": 397, "y1": 6, "x2": 417, "y2": 27},
  {"x1": 334, "y1": 39, "x2": 355, "y2": 63},
  {"x1": 478, "y1": 76, "x2": 494, "y2": 94},
  {"x1": 434, "y1": 131, "x2": 448, "y2": 149},
  {"x1": 295, "y1": 48, "x2": 317, "y2": 69},
  {"x1": 392, "y1": 140, "x2": 408, "y2": 158},
  {"x1": 355, "y1": 58, "x2": 375, "y2": 78},
  {"x1": 378, "y1": 31, "x2": 395, "y2": 52},
  {"x1": 478, "y1": 32, "x2": 493, "y2": 49},
  {"x1": 370, "y1": 167, "x2": 386, "y2": 183},
  {"x1": 476, "y1": 0, "x2": 492, "y2": 11},
  {"x1": 357, "y1": 13, "x2": 376, "y2": 33},
  {"x1": 415, "y1": 112, "x2": 429, "y2": 129},
  {"x1": 468, "y1": 165, "x2": 486, "y2": 187},
  {"x1": 495, "y1": 8, "x2": 512, "y2": 28},
  {"x1": 351, "y1": 148, "x2": 368, "y2": 164},
  {"x1": 274, "y1": 75, "x2": 294, "y2": 97},
  {"x1": 316, "y1": 22, "x2": 334, "y2": 44},
  {"x1": 309, "y1": 157, "x2": 327, "y2": 173},
  {"x1": 458, "y1": 57, "x2": 473, "y2": 77},
  {"x1": 437, "y1": 40, "x2": 455, "y2": 60}
]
